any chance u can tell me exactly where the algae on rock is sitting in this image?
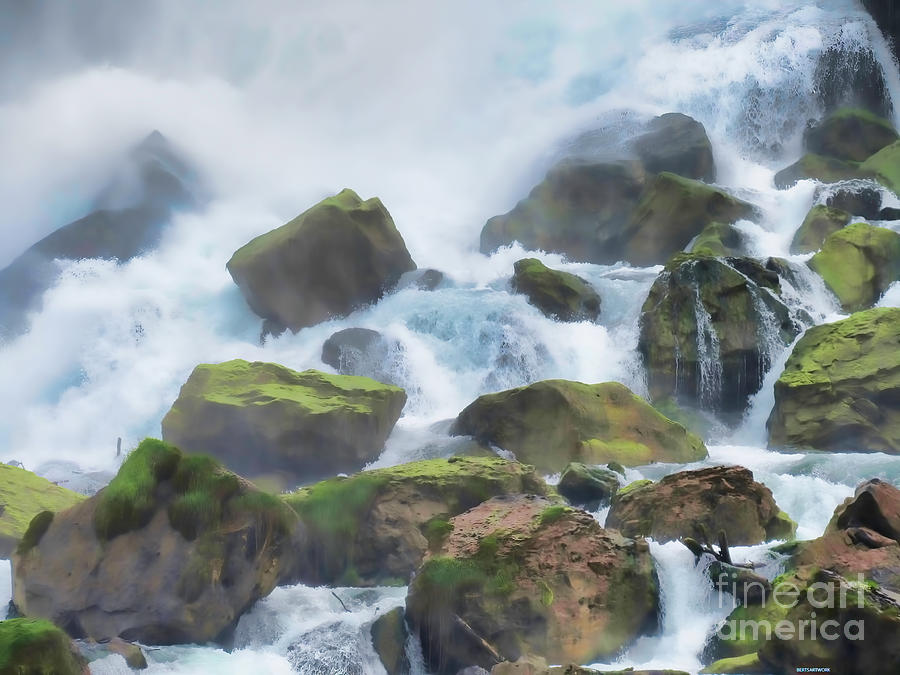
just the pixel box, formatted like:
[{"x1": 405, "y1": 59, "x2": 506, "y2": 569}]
[{"x1": 510, "y1": 258, "x2": 601, "y2": 322}]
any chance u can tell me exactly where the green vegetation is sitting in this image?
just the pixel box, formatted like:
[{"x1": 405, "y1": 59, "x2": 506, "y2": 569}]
[
  {"x1": 422, "y1": 517, "x2": 454, "y2": 551},
  {"x1": 690, "y1": 221, "x2": 743, "y2": 257},
  {"x1": 701, "y1": 652, "x2": 765, "y2": 674},
  {"x1": 861, "y1": 140, "x2": 900, "y2": 194},
  {"x1": 538, "y1": 505, "x2": 570, "y2": 527},
  {"x1": 16, "y1": 511, "x2": 54, "y2": 555},
  {"x1": 510, "y1": 257, "x2": 601, "y2": 322},
  {"x1": 790, "y1": 204, "x2": 850, "y2": 254},
  {"x1": 0, "y1": 618, "x2": 84, "y2": 674},
  {"x1": 774, "y1": 153, "x2": 865, "y2": 188},
  {"x1": 616, "y1": 479, "x2": 654, "y2": 498}
]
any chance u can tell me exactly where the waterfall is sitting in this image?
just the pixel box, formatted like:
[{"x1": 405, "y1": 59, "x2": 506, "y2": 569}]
[{"x1": 691, "y1": 272, "x2": 723, "y2": 411}]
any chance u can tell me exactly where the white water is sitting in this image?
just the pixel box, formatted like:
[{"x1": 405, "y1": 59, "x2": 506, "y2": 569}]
[{"x1": 3, "y1": 1, "x2": 900, "y2": 673}]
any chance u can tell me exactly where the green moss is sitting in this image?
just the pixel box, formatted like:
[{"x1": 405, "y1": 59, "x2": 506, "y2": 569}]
[
  {"x1": 861, "y1": 140, "x2": 900, "y2": 194},
  {"x1": 790, "y1": 204, "x2": 850, "y2": 254},
  {"x1": 538, "y1": 579, "x2": 554, "y2": 607},
  {"x1": 616, "y1": 479, "x2": 654, "y2": 497},
  {"x1": 167, "y1": 454, "x2": 241, "y2": 541},
  {"x1": 510, "y1": 257, "x2": 601, "y2": 322},
  {"x1": 423, "y1": 517, "x2": 454, "y2": 551},
  {"x1": 774, "y1": 153, "x2": 865, "y2": 189},
  {"x1": 0, "y1": 618, "x2": 84, "y2": 674},
  {"x1": 690, "y1": 221, "x2": 743, "y2": 257},
  {"x1": 15, "y1": 511, "x2": 54, "y2": 555},
  {"x1": 538, "y1": 505, "x2": 570, "y2": 526},
  {"x1": 701, "y1": 652, "x2": 765, "y2": 674},
  {"x1": 768, "y1": 510, "x2": 798, "y2": 541},
  {"x1": 0, "y1": 465, "x2": 83, "y2": 553}
]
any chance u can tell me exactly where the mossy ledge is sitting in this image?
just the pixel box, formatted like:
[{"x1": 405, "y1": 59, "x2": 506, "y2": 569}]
[{"x1": 0, "y1": 618, "x2": 86, "y2": 674}]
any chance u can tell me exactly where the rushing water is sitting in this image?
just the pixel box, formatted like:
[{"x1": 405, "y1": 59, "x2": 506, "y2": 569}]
[{"x1": 2, "y1": 1, "x2": 900, "y2": 672}]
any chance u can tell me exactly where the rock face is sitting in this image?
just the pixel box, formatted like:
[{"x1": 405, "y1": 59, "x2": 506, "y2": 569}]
[
  {"x1": 630, "y1": 112, "x2": 715, "y2": 182},
  {"x1": 860, "y1": 140, "x2": 900, "y2": 195},
  {"x1": 450, "y1": 380, "x2": 707, "y2": 473},
  {"x1": 406, "y1": 495, "x2": 659, "y2": 673},
  {"x1": 161, "y1": 359, "x2": 407, "y2": 485},
  {"x1": 282, "y1": 456, "x2": 549, "y2": 585},
  {"x1": 320, "y1": 327, "x2": 403, "y2": 385},
  {"x1": 809, "y1": 222, "x2": 900, "y2": 311},
  {"x1": 863, "y1": 0, "x2": 900, "y2": 74},
  {"x1": 790, "y1": 204, "x2": 850, "y2": 254},
  {"x1": 556, "y1": 462, "x2": 620, "y2": 510},
  {"x1": 768, "y1": 307, "x2": 900, "y2": 452},
  {"x1": 13, "y1": 439, "x2": 300, "y2": 645},
  {"x1": 227, "y1": 189, "x2": 416, "y2": 332},
  {"x1": 510, "y1": 259, "x2": 601, "y2": 322},
  {"x1": 804, "y1": 108, "x2": 898, "y2": 162},
  {"x1": 824, "y1": 184, "x2": 883, "y2": 219},
  {"x1": 0, "y1": 463, "x2": 84, "y2": 558},
  {"x1": 0, "y1": 130, "x2": 198, "y2": 338},
  {"x1": 0, "y1": 618, "x2": 88, "y2": 674},
  {"x1": 638, "y1": 254, "x2": 800, "y2": 415},
  {"x1": 605, "y1": 466, "x2": 795, "y2": 545},
  {"x1": 371, "y1": 607, "x2": 410, "y2": 675},
  {"x1": 689, "y1": 221, "x2": 744, "y2": 257},
  {"x1": 773, "y1": 153, "x2": 864, "y2": 189}
]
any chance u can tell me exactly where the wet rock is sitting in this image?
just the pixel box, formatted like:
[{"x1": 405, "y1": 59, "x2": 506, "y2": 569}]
[
  {"x1": 879, "y1": 206, "x2": 900, "y2": 220},
  {"x1": 371, "y1": 607, "x2": 409, "y2": 675},
  {"x1": 605, "y1": 465, "x2": 796, "y2": 545},
  {"x1": 397, "y1": 268, "x2": 444, "y2": 291},
  {"x1": 813, "y1": 45, "x2": 893, "y2": 120},
  {"x1": 863, "y1": 0, "x2": 900, "y2": 70},
  {"x1": 161, "y1": 359, "x2": 406, "y2": 485},
  {"x1": 321, "y1": 327, "x2": 403, "y2": 385},
  {"x1": 510, "y1": 258, "x2": 601, "y2": 322},
  {"x1": 768, "y1": 307, "x2": 900, "y2": 452},
  {"x1": 450, "y1": 380, "x2": 707, "y2": 473},
  {"x1": 689, "y1": 221, "x2": 745, "y2": 257},
  {"x1": 227, "y1": 189, "x2": 416, "y2": 332},
  {"x1": 773, "y1": 153, "x2": 865, "y2": 189},
  {"x1": 790, "y1": 204, "x2": 850, "y2": 254},
  {"x1": 556, "y1": 462, "x2": 620, "y2": 510},
  {"x1": 630, "y1": 112, "x2": 715, "y2": 182},
  {"x1": 860, "y1": 140, "x2": 900, "y2": 195},
  {"x1": 0, "y1": 618, "x2": 88, "y2": 674},
  {"x1": 824, "y1": 184, "x2": 883, "y2": 219},
  {"x1": 804, "y1": 108, "x2": 898, "y2": 163}
]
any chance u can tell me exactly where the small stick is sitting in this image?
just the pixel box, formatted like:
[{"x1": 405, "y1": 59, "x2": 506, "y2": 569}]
[{"x1": 332, "y1": 591, "x2": 350, "y2": 612}]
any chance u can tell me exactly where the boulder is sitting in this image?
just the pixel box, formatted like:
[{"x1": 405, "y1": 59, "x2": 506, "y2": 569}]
[
  {"x1": 510, "y1": 259, "x2": 601, "y2": 322},
  {"x1": 701, "y1": 653, "x2": 768, "y2": 674},
  {"x1": 620, "y1": 173, "x2": 756, "y2": 267},
  {"x1": 161, "y1": 359, "x2": 407, "y2": 485},
  {"x1": 449, "y1": 380, "x2": 707, "y2": 473},
  {"x1": 556, "y1": 462, "x2": 620, "y2": 510},
  {"x1": 809, "y1": 222, "x2": 900, "y2": 311},
  {"x1": 13, "y1": 438, "x2": 300, "y2": 645},
  {"x1": 78, "y1": 636, "x2": 148, "y2": 669},
  {"x1": 227, "y1": 189, "x2": 416, "y2": 332},
  {"x1": 0, "y1": 463, "x2": 84, "y2": 558},
  {"x1": 860, "y1": 140, "x2": 900, "y2": 195},
  {"x1": 406, "y1": 495, "x2": 659, "y2": 673},
  {"x1": 790, "y1": 204, "x2": 850, "y2": 254},
  {"x1": 689, "y1": 221, "x2": 744, "y2": 257},
  {"x1": 0, "y1": 618, "x2": 87, "y2": 674},
  {"x1": 864, "y1": 0, "x2": 900, "y2": 70},
  {"x1": 371, "y1": 607, "x2": 409, "y2": 675},
  {"x1": 773, "y1": 153, "x2": 865, "y2": 189},
  {"x1": 605, "y1": 466, "x2": 796, "y2": 545},
  {"x1": 824, "y1": 184, "x2": 883, "y2": 219},
  {"x1": 813, "y1": 43, "x2": 893, "y2": 120},
  {"x1": 321, "y1": 327, "x2": 403, "y2": 385},
  {"x1": 638, "y1": 254, "x2": 800, "y2": 415},
  {"x1": 282, "y1": 456, "x2": 549, "y2": 585},
  {"x1": 804, "y1": 108, "x2": 898, "y2": 163},
  {"x1": 880, "y1": 206, "x2": 900, "y2": 220},
  {"x1": 767, "y1": 307, "x2": 900, "y2": 452},
  {"x1": 396, "y1": 268, "x2": 444, "y2": 291},
  {"x1": 630, "y1": 112, "x2": 715, "y2": 182},
  {"x1": 480, "y1": 160, "x2": 647, "y2": 263}
]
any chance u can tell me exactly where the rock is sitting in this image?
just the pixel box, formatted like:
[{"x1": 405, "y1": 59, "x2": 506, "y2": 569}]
[
  {"x1": 630, "y1": 112, "x2": 715, "y2": 182},
  {"x1": 449, "y1": 380, "x2": 707, "y2": 473},
  {"x1": 621, "y1": 173, "x2": 756, "y2": 267},
  {"x1": 0, "y1": 463, "x2": 84, "y2": 558},
  {"x1": 396, "y1": 268, "x2": 444, "y2": 291},
  {"x1": 0, "y1": 618, "x2": 88, "y2": 674},
  {"x1": 78, "y1": 636, "x2": 148, "y2": 669},
  {"x1": 832, "y1": 479, "x2": 900, "y2": 542},
  {"x1": 638, "y1": 254, "x2": 800, "y2": 415},
  {"x1": 824, "y1": 184, "x2": 883, "y2": 219},
  {"x1": 480, "y1": 160, "x2": 647, "y2": 263},
  {"x1": 161, "y1": 359, "x2": 407, "y2": 485},
  {"x1": 321, "y1": 327, "x2": 403, "y2": 385},
  {"x1": 282, "y1": 456, "x2": 549, "y2": 585},
  {"x1": 864, "y1": 0, "x2": 900, "y2": 71},
  {"x1": 880, "y1": 206, "x2": 900, "y2": 220},
  {"x1": 0, "y1": 130, "x2": 198, "y2": 338},
  {"x1": 790, "y1": 204, "x2": 850, "y2": 254},
  {"x1": 689, "y1": 221, "x2": 744, "y2": 257},
  {"x1": 706, "y1": 560, "x2": 773, "y2": 606},
  {"x1": 605, "y1": 466, "x2": 795, "y2": 545},
  {"x1": 767, "y1": 307, "x2": 900, "y2": 452},
  {"x1": 773, "y1": 153, "x2": 865, "y2": 189},
  {"x1": 371, "y1": 607, "x2": 409, "y2": 675},
  {"x1": 804, "y1": 108, "x2": 898, "y2": 163},
  {"x1": 556, "y1": 463, "x2": 620, "y2": 510},
  {"x1": 510, "y1": 259, "x2": 601, "y2": 322},
  {"x1": 860, "y1": 140, "x2": 900, "y2": 195},
  {"x1": 700, "y1": 653, "x2": 768, "y2": 674},
  {"x1": 406, "y1": 495, "x2": 659, "y2": 673},
  {"x1": 813, "y1": 44, "x2": 893, "y2": 120},
  {"x1": 809, "y1": 222, "x2": 900, "y2": 311},
  {"x1": 491, "y1": 655, "x2": 548, "y2": 674},
  {"x1": 227, "y1": 189, "x2": 416, "y2": 332},
  {"x1": 13, "y1": 438, "x2": 300, "y2": 645}
]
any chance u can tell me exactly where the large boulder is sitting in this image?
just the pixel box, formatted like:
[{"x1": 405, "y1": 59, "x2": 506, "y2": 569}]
[
  {"x1": 449, "y1": 380, "x2": 707, "y2": 473},
  {"x1": 804, "y1": 108, "x2": 898, "y2": 162},
  {"x1": 13, "y1": 438, "x2": 300, "y2": 644},
  {"x1": 767, "y1": 307, "x2": 900, "y2": 452},
  {"x1": 282, "y1": 456, "x2": 549, "y2": 586},
  {"x1": 371, "y1": 607, "x2": 410, "y2": 675},
  {"x1": 824, "y1": 183, "x2": 883, "y2": 219},
  {"x1": 620, "y1": 172, "x2": 756, "y2": 267},
  {"x1": 510, "y1": 258, "x2": 601, "y2": 322},
  {"x1": 0, "y1": 463, "x2": 84, "y2": 558},
  {"x1": 227, "y1": 189, "x2": 416, "y2": 332},
  {"x1": 863, "y1": 0, "x2": 900, "y2": 78},
  {"x1": 638, "y1": 254, "x2": 800, "y2": 415},
  {"x1": 809, "y1": 222, "x2": 900, "y2": 311},
  {"x1": 0, "y1": 618, "x2": 88, "y2": 675},
  {"x1": 556, "y1": 462, "x2": 620, "y2": 510},
  {"x1": 813, "y1": 42, "x2": 893, "y2": 120},
  {"x1": 689, "y1": 221, "x2": 745, "y2": 257},
  {"x1": 790, "y1": 204, "x2": 851, "y2": 254},
  {"x1": 405, "y1": 495, "x2": 659, "y2": 673},
  {"x1": 161, "y1": 359, "x2": 407, "y2": 485},
  {"x1": 860, "y1": 140, "x2": 900, "y2": 195},
  {"x1": 320, "y1": 327, "x2": 403, "y2": 385},
  {"x1": 773, "y1": 153, "x2": 865, "y2": 189},
  {"x1": 605, "y1": 466, "x2": 796, "y2": 545},
  {"x1": 630, "y1": 112, "x2": 715, "y2": 182}
]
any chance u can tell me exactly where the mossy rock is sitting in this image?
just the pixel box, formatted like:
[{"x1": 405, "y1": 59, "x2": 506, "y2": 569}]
[
  {"x1": 639, "y1": 254, "x2": 799, "y2": 416},
  {"x1": 227, "y1": 188, "x2": 416, "y2": 331},
  {"x1": 14, "y1": 438, "x2": 300, "y2": 645},
  {"x1": 768, "y1": 307, "x2": 900, "y2": 452},
  {"x1": 630, "y1": 112, "x2": 715, "y2": 182},
  {"x1": 510, "y1": 258, "x2": 601, "y2": 322},
  {"x1": 557, "y1": 462, "x2": 620, "y2": 509},
  {"x1": 808, "y1": 222, "x2": 900, "y2": 311},
  {"x1": 282, "y1": 455, "x2": 548, "y2": 585},
  {"x1": 773, "y1": 153, "x2": 867, "y2": 189},
  {"x1": 622, "y1": 172, "x2": 757, "y2": 266},
  {"x1": 0, "y1": 618, "x2": 87, "y2": 674},
  {"x1": 790, "y1": 204, "x2": 851, "y2": 254},
  {"x1": 804, "y1": 107, "x2": 899, "y2": 162},
  {"x1": 861, "y1": 140, "x2": 900, "y2": 195},
  {"x1": 690, "y1": 221, "x2": 745, "y2": 257},
  {"x1": 406, "y1": 495, "x2": 659, "y2": 673},
  {"x1": 0, "y1": 464, "x2": 84, "y2": 558},
  {"x1": 162, "y1": 359, "x2": 407, "y2": 485},
  {"x1": 449, "y1": 380, "x2": 707, "y2": 473},
  {"x1": 371, "y1": 607, "x2": 409, "y2": 675},
  {"x1": 700, "y1": 652, "x2": 768, "y2": 674}
]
